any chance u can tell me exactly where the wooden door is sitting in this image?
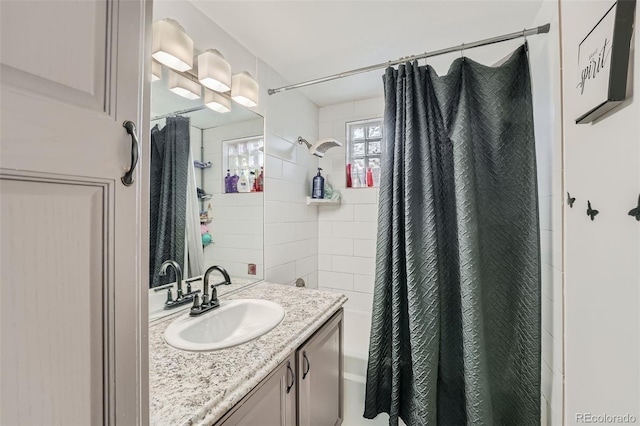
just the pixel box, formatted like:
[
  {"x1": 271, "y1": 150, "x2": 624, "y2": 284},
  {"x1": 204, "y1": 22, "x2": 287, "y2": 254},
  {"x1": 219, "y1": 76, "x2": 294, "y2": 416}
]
[
  {"x1": 297, "y1": 310, "x2": 344, "y2": 426},
  {"x1": 0, "y1": 1, "x2": 150, "y2": 424},
  {"x1": 218, "y1": 355, "x2": 297, "y2": 426}
]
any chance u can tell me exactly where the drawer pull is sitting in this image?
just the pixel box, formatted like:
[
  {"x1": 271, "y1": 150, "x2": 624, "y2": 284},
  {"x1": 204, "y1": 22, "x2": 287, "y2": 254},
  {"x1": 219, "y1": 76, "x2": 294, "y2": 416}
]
[
  {"x1": 302, "y1": 351, "x2": 310, "y2": 380},
  {"x1": 286, "y1": 362, "x2": 295, "y2": 393}
]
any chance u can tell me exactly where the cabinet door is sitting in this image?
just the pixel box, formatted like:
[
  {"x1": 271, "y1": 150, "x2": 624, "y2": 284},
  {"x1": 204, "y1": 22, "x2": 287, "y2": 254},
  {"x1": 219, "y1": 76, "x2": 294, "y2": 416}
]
[
  {"x1": 0, "y1": 1, "x2": 149, "y2": 424},
  {"x1": 297, "y1": 309, "x2": 344, "y2": 426},
  {"x1": 219, "y1": 355, "x2": 297, "y2": 426}
]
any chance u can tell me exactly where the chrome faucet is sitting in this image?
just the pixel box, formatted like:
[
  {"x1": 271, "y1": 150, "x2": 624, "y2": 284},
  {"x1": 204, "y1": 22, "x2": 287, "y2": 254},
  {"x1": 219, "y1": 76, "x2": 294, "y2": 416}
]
[
  {"x1": 159, "y1": 260, "x2": 199, "y2": 309},
  {"x1": 190, "y1": 265, "x2": 232, "y2": 316}
]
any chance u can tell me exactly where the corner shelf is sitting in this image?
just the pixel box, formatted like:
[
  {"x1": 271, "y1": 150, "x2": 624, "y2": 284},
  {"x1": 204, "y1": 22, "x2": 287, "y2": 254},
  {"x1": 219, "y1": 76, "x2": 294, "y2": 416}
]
[{"x1": 306, "y1": 196, "x2": 341, "y2": 206}]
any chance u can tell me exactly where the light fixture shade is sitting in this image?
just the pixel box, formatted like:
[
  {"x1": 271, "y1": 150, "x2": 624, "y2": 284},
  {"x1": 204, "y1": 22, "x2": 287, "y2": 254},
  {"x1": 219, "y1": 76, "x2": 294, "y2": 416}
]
[
  {"x1": 204, "y1": 89, "x2": 231, "y2": 113},
  {"x1": 152, "y1": 19, "x2": 193, "y2": 72},
  {"x1": 168, "y1": 71, "x2": 201, "y2": 100},
  {"x1": 231, "y1": 72, "x2": 259, "y2": 107},
  {"x1": 151, "y1": 60, "x2": 162, "y2": 82},
  {"x1": 198, "y1": 49, "x2": 231, "y2": 92}
]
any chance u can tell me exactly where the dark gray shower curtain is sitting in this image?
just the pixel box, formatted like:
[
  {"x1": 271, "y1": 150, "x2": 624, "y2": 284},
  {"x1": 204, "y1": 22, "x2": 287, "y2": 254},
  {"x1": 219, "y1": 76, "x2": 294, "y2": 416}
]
[
  {"x1": 364, "y1": 46, "x2": 540, "y2": 426},
  {"x1": 149, "y1": 116, "x2": 191, "y2": 288}
]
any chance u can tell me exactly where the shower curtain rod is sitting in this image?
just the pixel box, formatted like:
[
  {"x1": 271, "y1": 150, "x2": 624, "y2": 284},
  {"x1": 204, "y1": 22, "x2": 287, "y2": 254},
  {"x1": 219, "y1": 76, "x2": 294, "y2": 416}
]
[
  {"x1": 267, "y1": 23, "x2": 550, "y2": 95},
  {"x1": 151, "y1": 106, "x2": 206, "y2": 121}
]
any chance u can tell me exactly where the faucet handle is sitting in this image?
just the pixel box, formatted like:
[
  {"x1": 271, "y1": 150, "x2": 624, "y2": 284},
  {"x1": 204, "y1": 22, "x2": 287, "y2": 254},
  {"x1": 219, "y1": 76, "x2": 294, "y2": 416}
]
[
  {"x1": 191, "y1": 293, "x2": 200, "y2": 311},
  {"x1": 166, "y1": 288, "x2": 173, "y2": 304},
  {"x1": 185, "y1": 277, "x2": 202, "y2": 295}
]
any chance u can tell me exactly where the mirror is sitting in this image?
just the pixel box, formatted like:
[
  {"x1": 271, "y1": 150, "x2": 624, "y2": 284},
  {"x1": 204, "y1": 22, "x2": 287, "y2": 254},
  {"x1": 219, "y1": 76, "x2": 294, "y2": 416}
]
[{"x1": 148, "y1": 60, "x2": 264, "y2": 321}]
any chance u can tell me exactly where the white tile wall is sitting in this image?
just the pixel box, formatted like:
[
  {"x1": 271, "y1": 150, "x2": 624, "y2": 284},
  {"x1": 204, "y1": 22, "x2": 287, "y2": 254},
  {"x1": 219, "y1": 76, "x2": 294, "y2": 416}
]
[
  {"x1": 263, "y1": 64, "x2": 320, "y2": 288},
  {"x1": 317, "y1": 97, "x2": 384, "y2": 312},
  {"x1": 200, "y1": 120, "x2": 265, "y2": 280},
  {"x1": 528, "y1": 2, "x2": 564, "y2": 424}
]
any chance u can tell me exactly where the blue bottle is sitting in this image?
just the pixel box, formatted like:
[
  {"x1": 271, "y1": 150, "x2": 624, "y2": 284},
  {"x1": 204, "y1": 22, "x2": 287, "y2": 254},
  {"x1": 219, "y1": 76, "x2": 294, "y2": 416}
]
[
  {"x1": 224, "y1": 169, "x2": 232, "y2": 193},
  {"x1": 312, "y1": 168, "x2": 325, "y2": 199}
]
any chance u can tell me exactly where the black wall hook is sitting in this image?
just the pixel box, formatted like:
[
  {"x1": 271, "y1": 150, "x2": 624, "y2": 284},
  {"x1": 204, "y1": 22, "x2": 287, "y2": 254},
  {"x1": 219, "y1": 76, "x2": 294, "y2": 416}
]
[
  {"x1": 567, "y1": 192, "x2": 576, "y2": 208},
  {"x1": 587, "y1": 201, "x2": 599, "y2": 221},
  {"x1": 628, "y1": 194, "x2": 640, "y2": 221}
]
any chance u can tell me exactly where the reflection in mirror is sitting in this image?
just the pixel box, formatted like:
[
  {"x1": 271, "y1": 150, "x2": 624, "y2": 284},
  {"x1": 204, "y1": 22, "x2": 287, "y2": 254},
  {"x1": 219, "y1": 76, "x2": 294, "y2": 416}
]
[{"x1": 149, "y1": 61, "x2": 264, "y2": 321}]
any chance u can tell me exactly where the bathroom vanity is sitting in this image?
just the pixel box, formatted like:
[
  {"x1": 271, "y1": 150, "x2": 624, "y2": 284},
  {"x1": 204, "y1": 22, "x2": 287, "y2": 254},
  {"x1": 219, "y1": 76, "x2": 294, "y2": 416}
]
[{"x1": 149, "y1": 282, "x2": 347, "y2": 426}]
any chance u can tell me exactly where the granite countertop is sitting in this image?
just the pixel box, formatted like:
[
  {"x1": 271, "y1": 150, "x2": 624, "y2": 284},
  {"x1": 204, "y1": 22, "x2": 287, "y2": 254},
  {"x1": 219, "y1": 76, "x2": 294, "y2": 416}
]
[{"x1": 149, "y1": 281, "x2": 347, "y2": 426}]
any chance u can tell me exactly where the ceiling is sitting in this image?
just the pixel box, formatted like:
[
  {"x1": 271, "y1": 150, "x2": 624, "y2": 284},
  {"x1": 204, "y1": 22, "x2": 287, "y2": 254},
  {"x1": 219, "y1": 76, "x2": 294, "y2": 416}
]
[{"x1": 191, "y1": 1, "x2": 546, "y2": 106}]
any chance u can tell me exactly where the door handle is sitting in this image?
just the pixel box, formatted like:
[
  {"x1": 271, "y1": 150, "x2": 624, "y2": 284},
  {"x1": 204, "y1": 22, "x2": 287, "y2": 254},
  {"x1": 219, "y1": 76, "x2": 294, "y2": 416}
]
[
  {"x1": 121, "y1": 120, "x2": 139, "y2": 186},
  {"x1": 286, "y1": 361, "x2": 295, "y2": 394},
  {"x1": 302, "y1": 351, "x2": 310, "y2": 380}
]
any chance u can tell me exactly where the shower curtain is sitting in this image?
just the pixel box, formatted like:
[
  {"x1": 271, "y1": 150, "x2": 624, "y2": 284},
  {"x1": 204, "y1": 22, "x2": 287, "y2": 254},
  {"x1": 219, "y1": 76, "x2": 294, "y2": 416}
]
[
  {"x1": 149, "y1": 115, "x2": 191, "y2": 288},
  {"x1": 185, "y1": 147, "x2": 205, "y2": 278},
  {"x1": 364, "y1": 46, "x2": 540, "y2": 425}
]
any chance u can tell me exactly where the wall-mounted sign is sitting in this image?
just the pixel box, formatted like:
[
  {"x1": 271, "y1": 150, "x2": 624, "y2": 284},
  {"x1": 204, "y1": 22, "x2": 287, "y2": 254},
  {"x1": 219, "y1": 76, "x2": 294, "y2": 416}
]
[{"x1": 575, "y1": 0, "x2": 636, "y2": 124}]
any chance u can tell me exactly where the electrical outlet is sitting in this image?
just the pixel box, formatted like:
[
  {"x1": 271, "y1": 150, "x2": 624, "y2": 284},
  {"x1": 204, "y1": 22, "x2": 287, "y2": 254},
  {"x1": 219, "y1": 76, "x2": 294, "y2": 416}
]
[{"x1": 248, "y1": 263, "x2": 256, "y2": 275}]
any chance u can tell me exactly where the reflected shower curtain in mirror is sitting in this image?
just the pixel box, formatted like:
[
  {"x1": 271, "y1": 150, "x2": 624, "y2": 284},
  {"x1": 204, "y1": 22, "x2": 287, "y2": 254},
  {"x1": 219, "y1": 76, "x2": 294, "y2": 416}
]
[
  {"x1": 185, "y1": 148, "x2": 205, "y2": 278},
  {"x1": 150, "y1": 116, "x2": 191, "y2": 288},
  {"x1": 365, "y1": 46, "x2": 540, "y2": 425}
]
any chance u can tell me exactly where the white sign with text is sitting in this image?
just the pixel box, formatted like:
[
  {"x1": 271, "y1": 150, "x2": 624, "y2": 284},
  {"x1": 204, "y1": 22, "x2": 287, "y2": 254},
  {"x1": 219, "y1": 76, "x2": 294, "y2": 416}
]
[{"x1": 576, "y1": 4, "x2": 616, "y2": 117}]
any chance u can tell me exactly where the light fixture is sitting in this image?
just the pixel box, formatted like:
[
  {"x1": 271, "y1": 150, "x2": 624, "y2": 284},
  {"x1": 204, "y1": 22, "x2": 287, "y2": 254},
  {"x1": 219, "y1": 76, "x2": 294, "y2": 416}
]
[
  {"x1": 231, "y1": 72, "x2": 259, "y2": 107},
  {"x1": 151, "y1": 60, "x2": 162, "y2": 82},
  {"x1": 204, "y1": 89, "x2": 231, "y2": 113},
  {"x1": 152, "y1": 18, "x2": 193, "y2": 72},
  {"x1": 198, "y1": 49, "x2": 231, "y2": 92},
  {"x1": 168, "y1": 71, "x2": 201, "y2": 100}
]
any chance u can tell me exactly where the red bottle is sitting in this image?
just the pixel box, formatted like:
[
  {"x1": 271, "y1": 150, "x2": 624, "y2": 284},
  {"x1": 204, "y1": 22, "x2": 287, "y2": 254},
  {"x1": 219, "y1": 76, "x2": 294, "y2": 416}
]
[
  {"x1": 366, "y1": 167, "x2": 374, "y2": 187},
  {"x1": 346, "y1": 164, "x2": 352, "y2": 188},
  {"x1": 257, "y1": 167, "x2": 264, "y2": 192}
]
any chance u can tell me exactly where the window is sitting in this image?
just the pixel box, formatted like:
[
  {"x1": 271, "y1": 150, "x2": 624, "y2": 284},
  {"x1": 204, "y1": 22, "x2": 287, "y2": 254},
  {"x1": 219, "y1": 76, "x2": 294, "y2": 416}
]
[
  {"x1": 222, "y1": 135, "x2": 264, "y2": 192},
  {"x1": 346, "y1": 118, "x2": 383, "y2": 187}
]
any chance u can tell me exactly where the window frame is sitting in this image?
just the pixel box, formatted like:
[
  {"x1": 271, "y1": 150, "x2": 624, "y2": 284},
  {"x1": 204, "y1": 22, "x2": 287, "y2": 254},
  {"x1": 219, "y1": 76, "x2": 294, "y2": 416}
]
[{"x1": 345, "y1": 118, "x2": 384, "y2": 187}]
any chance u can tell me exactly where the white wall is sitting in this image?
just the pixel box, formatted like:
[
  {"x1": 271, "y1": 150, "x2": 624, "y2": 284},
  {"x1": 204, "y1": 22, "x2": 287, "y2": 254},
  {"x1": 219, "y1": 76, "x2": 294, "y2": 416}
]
[
  {"x1": 561, "y1": 1, "x2": 640, "y2": 423},
  {"x1": 528, "y1": 2, "x2": 564, "y2": 425}
]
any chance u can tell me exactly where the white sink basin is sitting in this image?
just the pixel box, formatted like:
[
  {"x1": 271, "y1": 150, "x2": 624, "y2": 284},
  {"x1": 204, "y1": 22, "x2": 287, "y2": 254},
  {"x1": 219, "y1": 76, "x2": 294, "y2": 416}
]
[{"x1": 163, "y1": 299, "x2": 285, "y2": 352}]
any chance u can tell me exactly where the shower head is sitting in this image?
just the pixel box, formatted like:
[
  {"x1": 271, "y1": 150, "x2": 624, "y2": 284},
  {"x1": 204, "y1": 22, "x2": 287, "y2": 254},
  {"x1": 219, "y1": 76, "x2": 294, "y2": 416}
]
[{"x1": 297, "y1": 136, "x2": 342, "y2": 158}]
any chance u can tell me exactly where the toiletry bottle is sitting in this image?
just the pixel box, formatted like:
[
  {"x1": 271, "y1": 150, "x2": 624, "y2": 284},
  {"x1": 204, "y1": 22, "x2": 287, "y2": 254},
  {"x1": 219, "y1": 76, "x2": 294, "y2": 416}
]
[
  {"x1": 238, "y1": 169, "x2": 249, "y2": 193},
  {"x1": 366, "y1": 167, "x2": 374, "y2": 187},
  {"x1": 312, "y1": 168, "x2": 325, "y2": 199},
  {"x1": 249, "y1": 171, "x2": 256, "y2": 192},
  {"x1": 207, "y1": 203, "x2": 213, "y2": 221},
  {"x1": 352, "y1": 165, "x2": 360, "y2": 187},
  {"x1": 224, "y1": 169, "x2": 232, "y2": 193},
  {"x1": 346, "y1": 164, "x2": 352, "y2": 188},
  {"x1": 257, "y1": 167, "x2": 264, "y2": 192},
  {"x1": 372, "y1": 166, "x2": 381, "y2": 186},
  {"x1": 231, "y1": 170, "x2": 239, "y2": 193},
  {"x1": 358, "y1": 166, "x2": 366, "y2": 187}
]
